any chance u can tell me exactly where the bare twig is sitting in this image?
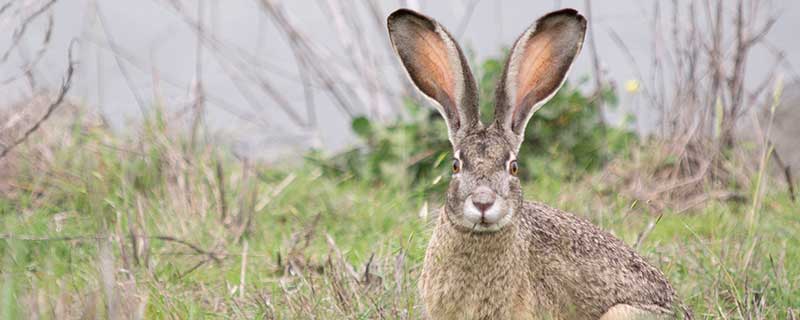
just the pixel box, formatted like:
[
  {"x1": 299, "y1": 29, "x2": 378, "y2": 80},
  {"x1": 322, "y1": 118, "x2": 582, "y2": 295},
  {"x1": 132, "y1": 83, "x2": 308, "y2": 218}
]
[
  {"x1": 190, "y1": 0, "x2": 207, "y2": 150},
  {"x1": 0, "y1": 0, "x2": 56, "y2": 64},
  {"x1": 0, "y1": 233, "x2": 105, "y2": 242},
  {"x1": 583, "y1": 0, "x2": 605, "y2": 95},
  {"x1": 151, "y1": 236, "x2": 223, "y2": 263},
  {"x1": 0, "y1": 9, "x2": 54, "y2": 87},
  {"x1": 0, "y1": 3, "x2": 12, "y2": 17},
  {"x1": 610, "y1": 0, "x2": 782, "y2": 208},
  {"x1": 177, "y1": 259, "x2": 210, "y2": 279},
  {"x1": 216, "y1": 159, "x2": 229, "y2": 225},
  {"x1": 0, "y1": 41, "x2": 76, "y2": 160},
  {"x1": 81, "y1": 33, "x2": 273, "y2": 129},
  {"x1": 164, "y1": 0, "x2": 308, "y2": 128},
  {"x1": 634, "y1": 214, "x2": 663, "y2": 249},
  {"x1": 1, "y1": 232, "x2": 223, "y2": 264},
  {"x1": 771, "y1": 147, "x2": 795, "y2": 202},
  {"x1": 262, "y1": 2, "x2": 356, "y2": 117},
  {"x1": 362, "y1": 252, "x2": 375, "y2": 284},
  {"x1": 454, "y1": 0, "x2": 480, "y2": 39},
  {"x1": 95, "y1": 5, "x2": 148, "y2": 116}
]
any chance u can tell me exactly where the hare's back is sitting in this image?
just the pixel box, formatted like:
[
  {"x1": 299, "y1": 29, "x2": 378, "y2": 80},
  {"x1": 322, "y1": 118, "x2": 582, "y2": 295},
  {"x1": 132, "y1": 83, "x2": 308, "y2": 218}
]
[{"x1": 519, "y1": 201, "x2": 677, "y2": 317}]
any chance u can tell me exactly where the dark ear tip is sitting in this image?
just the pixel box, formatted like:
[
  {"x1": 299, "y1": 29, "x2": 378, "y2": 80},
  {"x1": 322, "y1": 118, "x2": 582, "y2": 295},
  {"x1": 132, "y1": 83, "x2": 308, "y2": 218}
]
[
  {"x1": 388, "y1": 8, "x2": 421, "y2": 19},
  {"x1": 387, "y1": 8, "x2": 435, "y2": 29},
  {"x1": 387, "y1": 8, "x2": 422, "y2": 23},
  {"x1": 539, "y1": 8, "x2": 587, "y2": 27}
]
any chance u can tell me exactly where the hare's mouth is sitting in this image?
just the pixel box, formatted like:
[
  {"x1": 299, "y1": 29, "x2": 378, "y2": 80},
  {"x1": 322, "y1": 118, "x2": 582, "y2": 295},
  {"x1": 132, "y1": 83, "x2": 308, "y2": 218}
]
[{"x1": 456, "y1": 197, "x2": 513, "y2": 232}]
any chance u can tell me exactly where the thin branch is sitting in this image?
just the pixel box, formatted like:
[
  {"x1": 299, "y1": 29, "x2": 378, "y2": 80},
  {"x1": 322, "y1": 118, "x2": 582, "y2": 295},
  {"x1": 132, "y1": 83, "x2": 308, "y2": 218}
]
[
  {"x1": 0, "y1": 9, "x2": 54, "y2": 87},
  {"x1": 0, "y1": 41, "x2": 76, "y2": 160},
  {"x1": 81, "y1": 33, "x2": 272, "y2": 129},
  {"x1": 0, "y1": 232, "x2": 223, "y2": 263},
  {"x1": 260, "y1": 0, "x2": 357, "y2": 118},
  {"x1": 583, "y1": 0, "x2": 604, "y2": 93},
  {"x1": 152, "y1": 235, "x2": 223, "y2": 263},
  {"x1": 190, "y1": 0, "x2": 207, "y2": 150},
  {"x1": 165, "y1": 0, "x2": 308, "y2": 127},
  {"x1": 0, "y1": 0, "x2": 56, "y2": 64},
  {"x1": 95, "y1": 5, "x2": 149, "y2": 116},
  {"x1": 0, "y1": 2, "x2": 13, "y2": 17},
  {"x1": 454, "y1": 0, "x2": 480, "y2": 39},
  {"x1": 770, "y1": 147, "x2": 795, "y2": 202},
  {"x1": 0, "y1": 233, "x2": 104, "y2": 242}
]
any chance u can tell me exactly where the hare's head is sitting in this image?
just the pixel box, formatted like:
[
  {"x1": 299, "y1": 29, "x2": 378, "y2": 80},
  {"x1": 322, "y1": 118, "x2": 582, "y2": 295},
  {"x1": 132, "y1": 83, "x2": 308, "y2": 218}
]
[{"x1": 388, "y1": 9, "x2": 586, "y2": 232}]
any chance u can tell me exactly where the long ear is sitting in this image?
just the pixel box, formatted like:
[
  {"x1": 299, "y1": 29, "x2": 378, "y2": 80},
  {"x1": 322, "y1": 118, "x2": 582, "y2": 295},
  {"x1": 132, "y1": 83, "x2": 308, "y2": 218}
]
[
  {"x1": 387, "y1": 9, "x2": 480, "y2": 144},
  {"x1": 493, "y1": 9, "x2": 586, "y2": 150}
]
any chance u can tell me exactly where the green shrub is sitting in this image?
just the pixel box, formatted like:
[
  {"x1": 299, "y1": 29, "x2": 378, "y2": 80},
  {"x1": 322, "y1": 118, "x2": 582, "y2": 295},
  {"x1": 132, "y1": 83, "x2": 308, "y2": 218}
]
[{"x1": 313, "y1": 53, "x2": 635, "y2": 186}]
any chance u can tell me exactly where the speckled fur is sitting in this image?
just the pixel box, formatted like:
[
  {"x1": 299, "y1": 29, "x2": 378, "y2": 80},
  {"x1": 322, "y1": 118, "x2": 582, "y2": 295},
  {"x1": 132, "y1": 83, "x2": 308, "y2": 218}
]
[
  {"x1": 420, "y1": 129, "x2": 680, "y2": 319},
  {"x1": 387, "y1": 8, "x2": 689, "y2": 320}
]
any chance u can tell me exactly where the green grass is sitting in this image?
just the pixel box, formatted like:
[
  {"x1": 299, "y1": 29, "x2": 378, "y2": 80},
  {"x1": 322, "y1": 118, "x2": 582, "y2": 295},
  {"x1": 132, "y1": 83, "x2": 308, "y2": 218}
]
[{"x1": 0, "y1": 120, "x2": 798, "y2": 319}]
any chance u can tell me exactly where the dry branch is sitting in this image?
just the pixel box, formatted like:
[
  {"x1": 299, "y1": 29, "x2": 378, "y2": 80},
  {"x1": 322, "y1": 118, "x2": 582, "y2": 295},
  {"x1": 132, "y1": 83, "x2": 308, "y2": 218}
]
[
  {"x1": 0, "y1": 41, "x2": 76, "y2": 160},
  {"x1": 0, "y1": 0, "x2": 56, "y2": 64},
  {"x1": 607, "y1": 0, "x2": 784, "y2": 209},
  {"x1": 0, "y1": 232, "x2": 223, "y2": 265}
]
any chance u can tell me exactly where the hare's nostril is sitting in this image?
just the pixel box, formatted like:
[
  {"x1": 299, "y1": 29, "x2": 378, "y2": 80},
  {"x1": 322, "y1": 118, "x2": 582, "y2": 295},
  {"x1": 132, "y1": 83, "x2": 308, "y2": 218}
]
[{"x1": 472, "y1": 200, "x2": 494, "y2": 213}]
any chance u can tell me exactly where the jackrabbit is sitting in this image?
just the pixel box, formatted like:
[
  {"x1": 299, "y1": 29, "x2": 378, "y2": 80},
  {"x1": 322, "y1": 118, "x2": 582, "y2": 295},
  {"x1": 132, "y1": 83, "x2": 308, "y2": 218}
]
[{"x1": 387, "y1": 8, "x2": 690, "y2": 320}]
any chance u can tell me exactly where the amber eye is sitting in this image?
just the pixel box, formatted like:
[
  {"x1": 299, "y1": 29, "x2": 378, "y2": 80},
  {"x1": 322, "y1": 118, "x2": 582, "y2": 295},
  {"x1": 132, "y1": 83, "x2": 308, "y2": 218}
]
[
  {"x1": 452, "y1": 159, "x2": 461, "y2": 174},
  {"x1": 509, "y1": 160, "x2": 518, "y2": 176}
]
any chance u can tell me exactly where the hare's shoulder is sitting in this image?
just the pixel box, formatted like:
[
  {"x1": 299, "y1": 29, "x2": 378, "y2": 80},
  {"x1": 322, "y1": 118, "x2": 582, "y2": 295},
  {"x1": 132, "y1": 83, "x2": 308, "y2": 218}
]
[
  {"x1": 519, "y1": 201, "x2": 630, "y2": 251},
  {"x1": 518, "y1": 200, "x2": 677, "y2": 315},
  {"x1": 519, "y1": 200, "x2": 670, "y2": 279}
]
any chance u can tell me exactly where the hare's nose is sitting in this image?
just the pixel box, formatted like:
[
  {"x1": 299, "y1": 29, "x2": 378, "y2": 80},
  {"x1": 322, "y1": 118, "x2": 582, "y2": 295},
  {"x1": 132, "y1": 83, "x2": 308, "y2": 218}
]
[
  {"x1": 473, "y1": 201, "x2": 493, "y2": 213},
  {"x1": 471, "y1": 186, "x2": 496, "y2": 213}
]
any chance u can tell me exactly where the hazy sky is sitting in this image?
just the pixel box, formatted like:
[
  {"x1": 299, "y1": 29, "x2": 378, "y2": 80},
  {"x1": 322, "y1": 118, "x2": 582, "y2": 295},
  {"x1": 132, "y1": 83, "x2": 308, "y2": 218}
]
[{"x1": 1, "y1": 0, "x2": 798, "y2": 158}]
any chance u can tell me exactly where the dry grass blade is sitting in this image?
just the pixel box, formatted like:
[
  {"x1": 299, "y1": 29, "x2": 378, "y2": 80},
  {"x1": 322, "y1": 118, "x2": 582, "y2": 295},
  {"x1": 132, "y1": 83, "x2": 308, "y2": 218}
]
[
  {"x1": 239, "y1": 240, "x2": 249, "y2": 299},
  {"x1": 0, "y1": 2, "x2": 796, "y2": 319},
  {"x1": 0, "y1": 233, "x2": 105, "y2": 242},
  {"x1": 98, "y1": 236, "x2": 121, "y2": 320},
  {"x1": 634, "y1": 213, "x2": 663, "y2": 250},
  {"x1": 770, "y1": 149, "x2": 795, "y2": 202},
  {"x1": 152, "y1": 235, "x2": 224, "y2": 263}
]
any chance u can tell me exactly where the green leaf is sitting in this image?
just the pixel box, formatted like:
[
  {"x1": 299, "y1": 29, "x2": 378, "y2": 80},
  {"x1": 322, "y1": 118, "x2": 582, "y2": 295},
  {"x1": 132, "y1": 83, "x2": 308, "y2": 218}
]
[{"x1": 351, "y1": 116, "x2": 372, "y2": 137}]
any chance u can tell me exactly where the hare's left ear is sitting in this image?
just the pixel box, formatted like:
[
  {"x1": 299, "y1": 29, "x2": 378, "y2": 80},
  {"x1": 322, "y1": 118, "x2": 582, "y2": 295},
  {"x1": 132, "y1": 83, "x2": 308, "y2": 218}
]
[
  {"x1": 492, "y1": 9, "x2": 586, "y2": 150},
  {"x1": 387, "y1": 9, "x2": 481, "y2": 145}
]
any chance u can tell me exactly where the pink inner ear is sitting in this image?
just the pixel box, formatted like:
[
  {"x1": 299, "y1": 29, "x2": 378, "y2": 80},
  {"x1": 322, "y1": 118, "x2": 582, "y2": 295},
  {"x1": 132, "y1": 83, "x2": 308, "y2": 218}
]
[
  {"x1": 513, "y1": 32, "x2": 558, "y2": 118},
  {"x1": 413, "y1": 29, "x2": 456, "y2": 114}
]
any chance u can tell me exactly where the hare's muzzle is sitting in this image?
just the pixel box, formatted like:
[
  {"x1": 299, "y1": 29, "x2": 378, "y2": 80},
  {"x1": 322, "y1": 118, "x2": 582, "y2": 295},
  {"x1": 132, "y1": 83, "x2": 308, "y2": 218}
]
[
  {"x1": 471, "y1": 187, "x2": 496, "y2": 215},
  {"x1": 462, "y1": 186, "x2": 510, "y2": 231}
]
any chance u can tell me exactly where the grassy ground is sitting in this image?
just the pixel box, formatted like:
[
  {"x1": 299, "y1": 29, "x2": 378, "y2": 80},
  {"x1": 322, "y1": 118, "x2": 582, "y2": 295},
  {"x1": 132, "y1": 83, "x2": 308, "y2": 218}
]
[{"x1": 0, "y1": 112, "x2": 798, "y2": 319}]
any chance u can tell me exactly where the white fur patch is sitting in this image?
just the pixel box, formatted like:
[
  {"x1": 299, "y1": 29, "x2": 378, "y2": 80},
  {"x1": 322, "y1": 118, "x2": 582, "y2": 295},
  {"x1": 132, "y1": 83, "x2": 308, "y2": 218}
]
[{"x1": 457, "y1": 196, "x2": 513, "y2": 232}]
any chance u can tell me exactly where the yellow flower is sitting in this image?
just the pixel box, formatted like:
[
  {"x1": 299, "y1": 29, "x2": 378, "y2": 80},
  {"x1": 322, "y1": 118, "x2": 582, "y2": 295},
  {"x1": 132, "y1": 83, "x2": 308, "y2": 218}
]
[{"x1": 625, "y1": 79, "x2": 640, "y2": 93}]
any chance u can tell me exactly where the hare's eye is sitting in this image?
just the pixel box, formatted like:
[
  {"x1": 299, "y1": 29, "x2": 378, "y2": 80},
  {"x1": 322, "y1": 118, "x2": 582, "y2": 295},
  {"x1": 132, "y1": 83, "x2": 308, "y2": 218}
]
[
  {"x1": 452, "y1": 159, "x2": 461, "y2": 174},
  {"x1": 509, "y1": 160, "x2": 518, "y2": 176}
]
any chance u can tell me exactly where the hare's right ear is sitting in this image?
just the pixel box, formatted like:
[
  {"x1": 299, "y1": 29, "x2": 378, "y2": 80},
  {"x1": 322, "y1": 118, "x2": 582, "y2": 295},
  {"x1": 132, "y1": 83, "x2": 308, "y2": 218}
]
[
  {"x1": 387, "y1": 9, "x2": 480, "y2": 144},
  {"x1": 492, "y1": 9, "x2": 586, "y2": 151}
]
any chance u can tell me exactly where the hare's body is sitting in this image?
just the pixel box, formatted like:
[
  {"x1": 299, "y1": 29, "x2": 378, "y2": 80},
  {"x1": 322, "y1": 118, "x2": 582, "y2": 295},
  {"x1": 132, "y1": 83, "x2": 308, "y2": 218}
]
[
  {"x1": 421, "y1": 201, "x2": 676, "y2": 319},
  {"x1": 387, "y1": 8, "x2": 689, "y2": 320}
]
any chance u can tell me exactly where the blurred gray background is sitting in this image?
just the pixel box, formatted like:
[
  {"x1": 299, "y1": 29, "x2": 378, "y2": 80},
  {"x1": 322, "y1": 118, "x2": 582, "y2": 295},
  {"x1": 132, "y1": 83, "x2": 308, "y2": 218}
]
[{"x1": 1, "y1": 0, "x2": 798, "y2": 159}]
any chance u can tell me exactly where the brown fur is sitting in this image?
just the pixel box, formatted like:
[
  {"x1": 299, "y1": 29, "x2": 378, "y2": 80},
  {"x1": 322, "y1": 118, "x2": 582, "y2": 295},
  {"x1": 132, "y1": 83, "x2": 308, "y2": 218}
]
[
  {"x1": 423, "y1": 200, "x2": 680, "y2": 319},
  {"x1": 420, "y1": 129, "x2": 679, "y2": 319},
  {"x1": 387, "y1": 8, "x2": 690, "y2": 320}
]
